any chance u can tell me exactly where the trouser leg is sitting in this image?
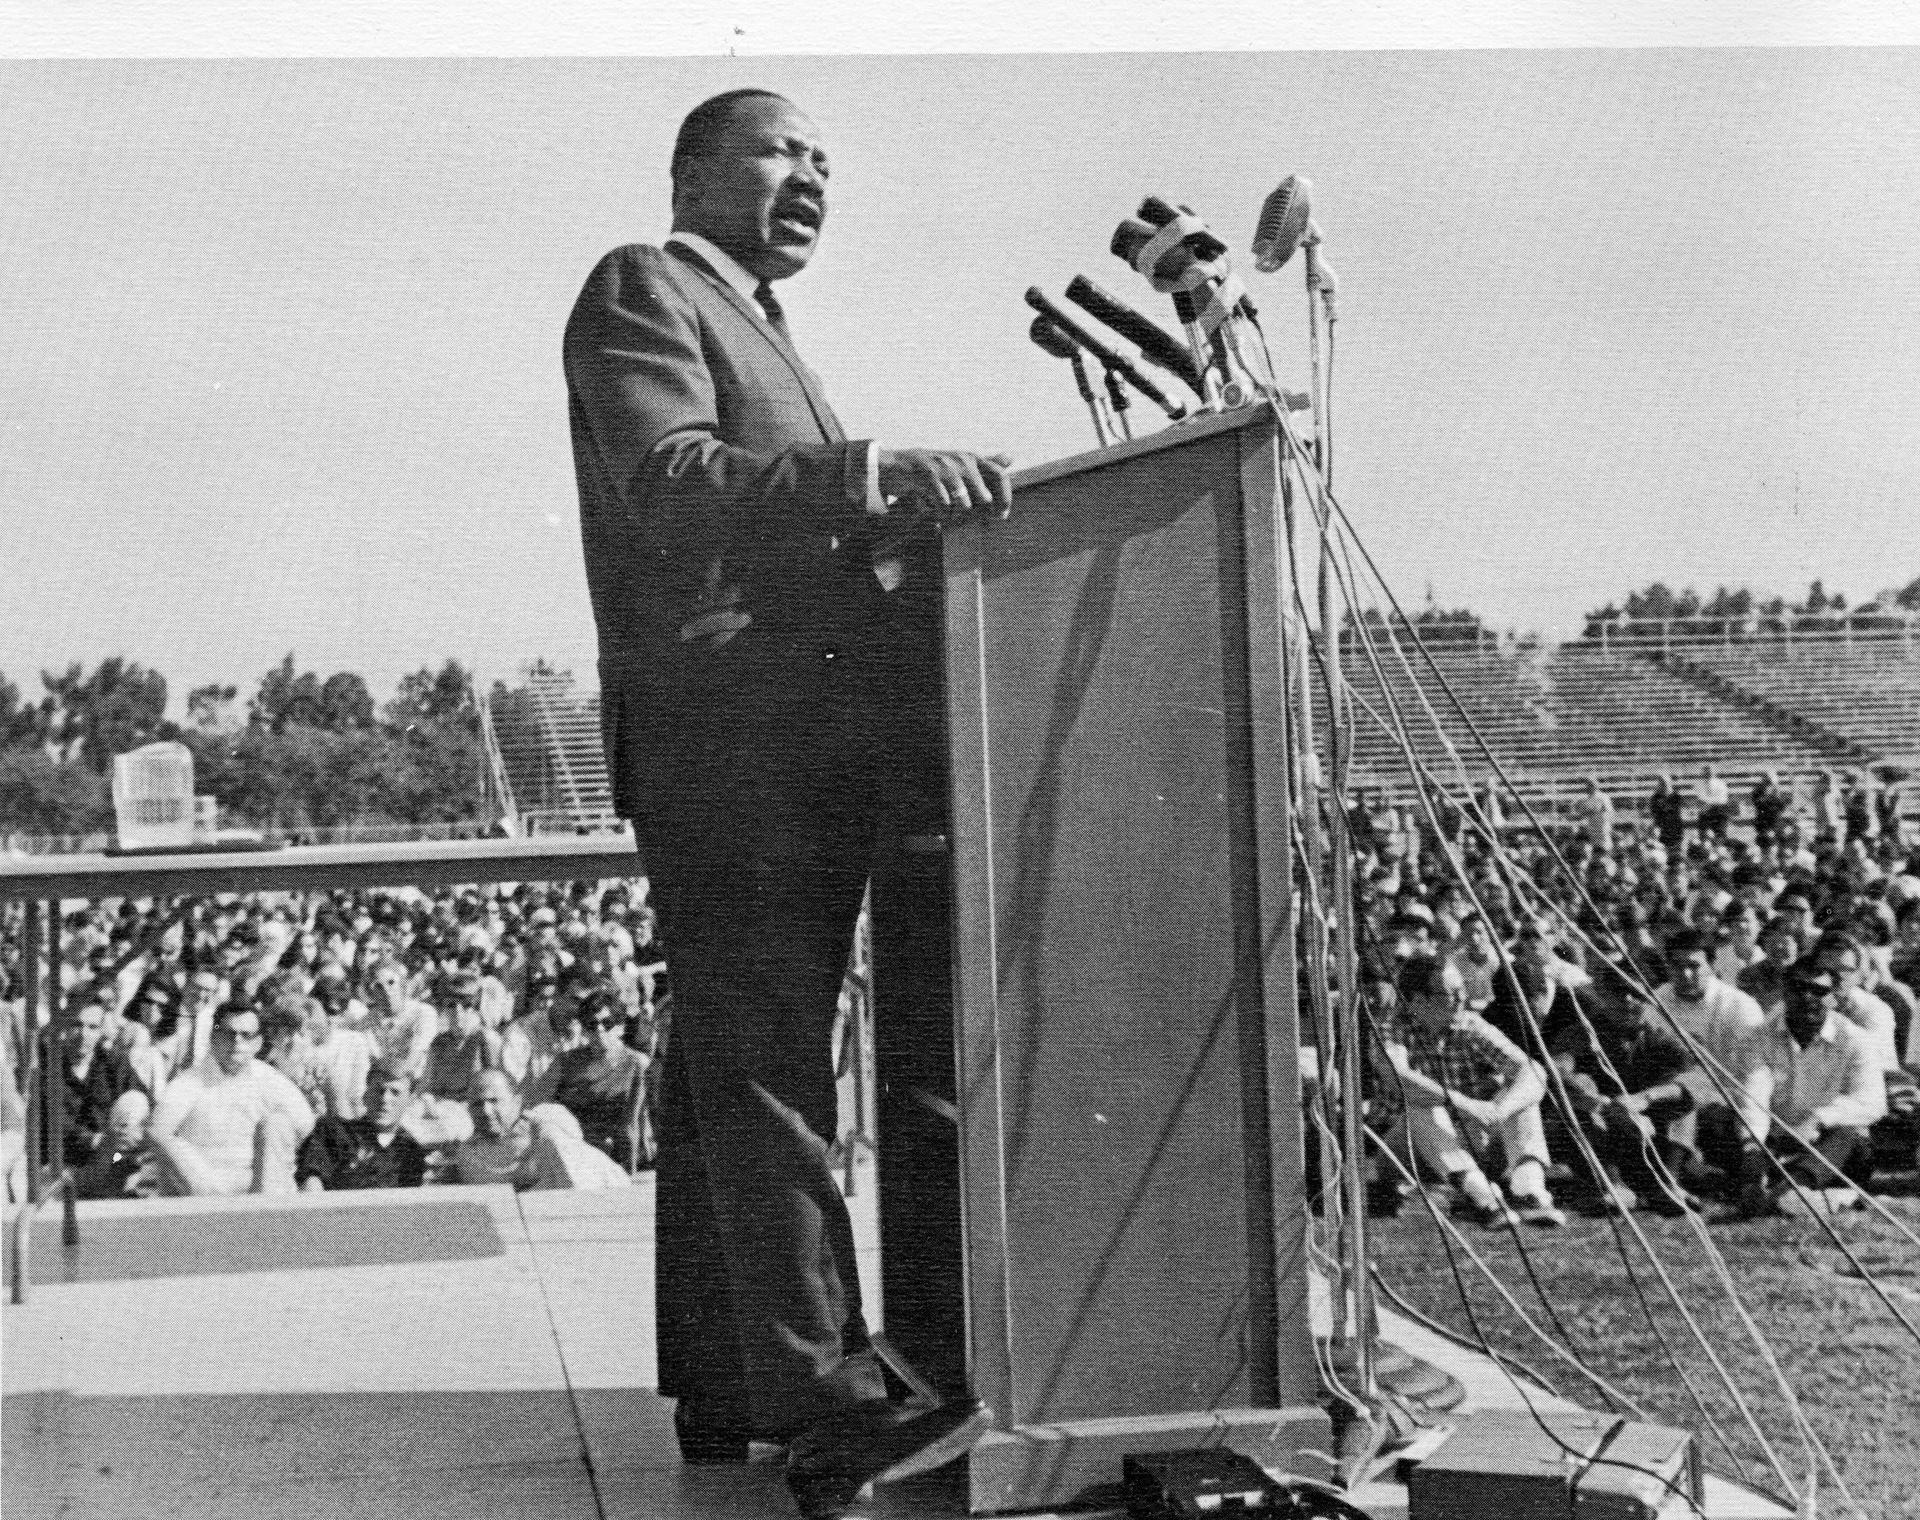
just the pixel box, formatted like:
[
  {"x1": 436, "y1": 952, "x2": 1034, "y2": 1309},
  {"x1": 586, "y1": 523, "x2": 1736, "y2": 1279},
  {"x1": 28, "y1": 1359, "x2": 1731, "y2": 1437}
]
[
  {"x1": 1495, "y1": 1103, "x2": 1552, "y2": 1198},
  {"x1": 639, "y1": 722, "x2": 889, "y2": 1437},
  {"x1": 1403, "y1": 1103, "x2": 1484, "y2": 1183},
  {"x1": 1773, "y1": 1125, "x2": 1873, "y2": 1191}
]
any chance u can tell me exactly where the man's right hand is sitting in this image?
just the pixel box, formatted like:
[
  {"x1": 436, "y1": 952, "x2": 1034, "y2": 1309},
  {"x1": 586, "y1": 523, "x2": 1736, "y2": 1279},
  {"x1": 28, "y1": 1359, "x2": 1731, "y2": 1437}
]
[{"x1": 877, "y1": 449, "x2": 1013, "y2": 521}]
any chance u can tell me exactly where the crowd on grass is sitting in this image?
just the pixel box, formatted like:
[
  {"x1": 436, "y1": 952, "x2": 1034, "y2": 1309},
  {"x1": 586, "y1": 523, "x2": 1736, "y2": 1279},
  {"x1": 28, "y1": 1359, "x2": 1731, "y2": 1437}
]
[
  {"x1": 0, "y1": 880, "x2": 680, "y2": 1200},
  {"x1": 1346, "y1": 764, "x2": 1920, "y2": 1227}
]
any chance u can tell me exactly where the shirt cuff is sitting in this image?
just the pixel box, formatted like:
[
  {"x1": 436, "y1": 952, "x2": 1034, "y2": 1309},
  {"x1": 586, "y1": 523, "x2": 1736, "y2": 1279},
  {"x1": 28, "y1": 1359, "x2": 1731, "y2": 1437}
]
[{"x1": 866, "y1": 442, "x2": 905, "y2": 592}]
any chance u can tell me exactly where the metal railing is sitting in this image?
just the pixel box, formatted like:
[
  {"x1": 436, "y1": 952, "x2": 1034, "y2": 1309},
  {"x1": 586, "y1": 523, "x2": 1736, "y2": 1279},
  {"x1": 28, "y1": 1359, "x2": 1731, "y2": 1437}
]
[{"x1": 1580, "y1": 614, "x2": 1920, "y2": 655}]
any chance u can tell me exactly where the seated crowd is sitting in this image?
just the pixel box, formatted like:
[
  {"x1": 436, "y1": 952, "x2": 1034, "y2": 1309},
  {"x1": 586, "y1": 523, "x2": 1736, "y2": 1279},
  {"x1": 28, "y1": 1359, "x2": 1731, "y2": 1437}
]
[
  {"x1": 1, "y1": 879, "x2": 671, "y2": 1200},
  {"x1": 1352, "y1": 764, "x2": 1919, "y2": 1225}
]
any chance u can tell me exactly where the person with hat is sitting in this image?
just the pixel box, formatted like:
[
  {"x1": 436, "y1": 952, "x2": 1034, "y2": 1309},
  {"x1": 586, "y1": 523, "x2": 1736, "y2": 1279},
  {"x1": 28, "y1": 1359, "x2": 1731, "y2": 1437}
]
[
  {"x1": 411, "y1": 969, "x2": 502, "y2": 1147},
  {"x1": 1728, "y1": 967, "x2": 1886, "y2": 1217}
]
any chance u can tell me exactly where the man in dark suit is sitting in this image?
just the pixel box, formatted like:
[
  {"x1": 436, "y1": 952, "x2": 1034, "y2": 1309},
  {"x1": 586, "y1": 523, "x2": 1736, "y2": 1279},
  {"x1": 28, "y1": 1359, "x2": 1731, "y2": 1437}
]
[{"x1": 563, "y1": 89, "x2": 1008, "y2": 1518}]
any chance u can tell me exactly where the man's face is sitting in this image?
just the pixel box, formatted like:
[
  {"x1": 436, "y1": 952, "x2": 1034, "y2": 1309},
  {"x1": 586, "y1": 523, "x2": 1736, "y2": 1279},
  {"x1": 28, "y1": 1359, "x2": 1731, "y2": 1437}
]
[
  {"x1": 1410, "y1": 966, "x2": 1468, "y2": 1034},
  {"x1": 1817, "y1": 945, "x2": 1863, "y2": 991},
  {"x1": 1784, "y1": 985, "x2": 1833, "y2": 1047},
  {"x1": 365, "y1": 1075, "x2": 411, "y2": 1129},
  {"x1": 470, "y1": 1073, "x2": 521, "y2": 1138},
  {"x1": 72, "y1": 1006, "x2": 105, "y2": 1057},
  {"x1": 184, "y1": 973, "x2": 221, "y2": 1011},
  {"x1": 372, "y1": 967, "x2": 406, "y2": 1014},
  {"x1": 1670, "y1": 950, "x2": 1712, "y2": 1001},
  {"x1": 1761, "y1": 928, "x2": 1797, "y2": 969},
  {"x1": 212, "y1": 1012, "x2": 262, "y2": 1076},
  {"x1": 444, "y1": 990, "x2": 483, "y2": 1039},
  {"x1": 676, "y1": 96, "x2": 829, "y2": 282},
  {"x1": 108, "y1": 1097, "x2": 149, "y2": 1149},
  {"x1": 1464, "y1": 919, "x2": 1492, "y2": 957}
]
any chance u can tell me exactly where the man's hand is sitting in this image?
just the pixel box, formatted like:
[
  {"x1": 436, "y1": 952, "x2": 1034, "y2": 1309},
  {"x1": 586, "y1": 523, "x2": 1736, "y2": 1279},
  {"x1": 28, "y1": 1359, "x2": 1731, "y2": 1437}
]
[
  {"x1": 1452, "y1": 1095, "x2": 1499, "y2": 1128},
  {"x1": 877, "y1": 449, "x2": 1014, "y2": 521},
  {"x1": 679, "y1": 582, "x2": 752, "y2": 650}
]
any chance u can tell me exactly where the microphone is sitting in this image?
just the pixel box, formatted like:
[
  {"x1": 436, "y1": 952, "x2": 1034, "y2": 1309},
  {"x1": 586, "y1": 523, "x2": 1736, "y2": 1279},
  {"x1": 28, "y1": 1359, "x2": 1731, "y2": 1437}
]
[
  {"x1": 1028, "y1": 315, "x2": 1078, "y2": 364},
  {"x1": 1064, "y1": 275, "x2": 1203, "y2": 397},
  {"x1": 1251, "y1": 174, "x2": 1313, "y2": 272},
  {"x1": 1136, "y1": 196, "x2": 1229, "y2": 261},
  {"x1": 1023, "y1": 287, "x2": 1189, "y2": 421},
  {"x1": 1029, "y1": 315, "x2": 1111, "y2": 446}
]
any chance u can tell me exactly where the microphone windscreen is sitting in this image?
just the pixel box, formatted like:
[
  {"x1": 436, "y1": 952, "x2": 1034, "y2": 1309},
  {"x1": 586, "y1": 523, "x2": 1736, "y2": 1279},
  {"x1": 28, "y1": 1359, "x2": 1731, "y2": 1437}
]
[
  {"x1": 1110, "y1": 218, "x2": 1155, "y2": 264},
  {"x1": 1028, "y1": 315, "x2": 1078, "y2": 361},
  {"x1": 1135, "y1": 196, "x2": 1229, "y2": 260},
  {"x1": 1252, "y1": 174, "x2": 1313, "y2": 273}
]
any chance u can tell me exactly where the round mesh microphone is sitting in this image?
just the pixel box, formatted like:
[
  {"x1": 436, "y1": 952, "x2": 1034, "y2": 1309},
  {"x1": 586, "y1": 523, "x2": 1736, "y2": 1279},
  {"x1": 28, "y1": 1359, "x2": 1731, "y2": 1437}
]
[{"x1": 1251, "y1": 174, "x2": 1313, "y2": 272}]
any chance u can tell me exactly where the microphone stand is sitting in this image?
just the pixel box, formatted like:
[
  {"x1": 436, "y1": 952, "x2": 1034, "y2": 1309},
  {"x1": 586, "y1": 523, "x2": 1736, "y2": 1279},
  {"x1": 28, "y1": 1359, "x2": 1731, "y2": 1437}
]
[
  {"x1": 1100, "y1": 365, "x2": 1134, "y2": 441},
  {"x1": 1067, "y1": 349, "x2": 1112, "y2": 446}
]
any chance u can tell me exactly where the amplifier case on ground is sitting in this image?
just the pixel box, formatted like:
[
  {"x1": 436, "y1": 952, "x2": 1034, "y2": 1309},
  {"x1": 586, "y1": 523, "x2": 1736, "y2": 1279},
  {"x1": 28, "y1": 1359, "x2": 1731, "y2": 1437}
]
[
  {"x1": 1407, "y1": 1410, "x2": 1618, "y2": 1520},
  {"x1": 1575, "y1": 1420, "x2": 1701, "y2": 1520}
]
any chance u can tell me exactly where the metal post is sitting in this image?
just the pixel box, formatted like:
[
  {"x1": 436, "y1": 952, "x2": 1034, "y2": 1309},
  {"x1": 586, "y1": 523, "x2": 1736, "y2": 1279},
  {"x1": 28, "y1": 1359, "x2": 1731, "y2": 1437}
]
[
  {"x1": 21, "y1": 900, "x2": 40, "y2": 1204},
  {"x1": 11, "y1": 900, "x2": 42, "y2": 1305},
  {"x1": 1316, "y1": 503, "x2": 1373, "y2": 1403},
  {"x1": 46, "y1": 899, "x2": 64, "y2": 1192}
]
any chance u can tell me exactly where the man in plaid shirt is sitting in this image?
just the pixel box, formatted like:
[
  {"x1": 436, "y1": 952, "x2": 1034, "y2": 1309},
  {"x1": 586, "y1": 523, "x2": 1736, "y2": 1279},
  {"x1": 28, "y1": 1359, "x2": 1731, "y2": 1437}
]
[{"x1": 1376, "y1": 955, "x2": 1566, "y2": 1226}]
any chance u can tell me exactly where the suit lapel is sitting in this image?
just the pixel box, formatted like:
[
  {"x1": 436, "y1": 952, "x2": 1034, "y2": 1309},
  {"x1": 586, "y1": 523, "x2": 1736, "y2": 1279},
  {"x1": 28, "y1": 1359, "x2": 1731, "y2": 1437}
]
[{"x1": 666, "y1": 243, "x2": 844, "y2": 443}]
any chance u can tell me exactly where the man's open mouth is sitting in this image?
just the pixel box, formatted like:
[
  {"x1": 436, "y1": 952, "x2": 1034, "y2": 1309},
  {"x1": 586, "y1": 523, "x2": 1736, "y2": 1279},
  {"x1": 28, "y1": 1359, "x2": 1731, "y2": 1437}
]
[{"x1": 773, "y1": 202, "x2": 822, "y2": 236}]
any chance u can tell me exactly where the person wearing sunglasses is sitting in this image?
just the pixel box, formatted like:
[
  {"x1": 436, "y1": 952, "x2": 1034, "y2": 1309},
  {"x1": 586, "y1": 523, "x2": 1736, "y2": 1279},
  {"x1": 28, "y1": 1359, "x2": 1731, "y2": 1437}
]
[
  {"x1": 528, "y1": 984, "x2": 647, "y2": 1173},
  {"x1": 149, "y1": 1002, "x2": 315, "y2": 1195}
]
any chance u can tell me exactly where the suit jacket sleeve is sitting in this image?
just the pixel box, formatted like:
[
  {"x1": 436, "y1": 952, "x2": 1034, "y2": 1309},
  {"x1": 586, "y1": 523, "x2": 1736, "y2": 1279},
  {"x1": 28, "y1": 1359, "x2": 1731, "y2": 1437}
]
[{"x1": 564, "y1": 245, "x2": 871, "y2": 579}]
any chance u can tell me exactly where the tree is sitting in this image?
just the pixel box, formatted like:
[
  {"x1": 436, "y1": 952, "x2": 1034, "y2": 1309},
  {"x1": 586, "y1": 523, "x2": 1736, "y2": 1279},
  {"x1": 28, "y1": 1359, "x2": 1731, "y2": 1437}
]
[
  {"x1": 0, "y1": 748, "x2": 113, "y2": 835},
  {"x1": 250, "y1": 656, "x2": 375, "y2": 733},
  {"x1": 37, "y1": 658, "x2": 172, "y2": 770},
  {"x1": 386, "y1": 660, "x2": 476, "y2": 730},
  {"x1": 1894, "y1": 575, "x2": 1920, "y2": 612},
  {"x1": 0, "y1": 672, "x2": 48, "y2": 750}
]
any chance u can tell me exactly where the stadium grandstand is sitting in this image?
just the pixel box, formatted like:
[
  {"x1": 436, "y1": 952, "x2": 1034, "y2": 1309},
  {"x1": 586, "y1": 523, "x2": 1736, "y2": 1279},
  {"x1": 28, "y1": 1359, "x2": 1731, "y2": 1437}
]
[
  {"x1": 478, "y1": 666, "x2": 621, "y2": 837},
  {"x1": 1318, "y1": 616, "x2": 1918, "y2": 818}
]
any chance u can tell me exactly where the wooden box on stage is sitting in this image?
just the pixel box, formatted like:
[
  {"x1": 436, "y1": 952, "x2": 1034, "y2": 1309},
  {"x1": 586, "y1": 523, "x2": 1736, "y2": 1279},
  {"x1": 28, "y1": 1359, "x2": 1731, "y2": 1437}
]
[{"x1": 870, "y1": 406, "x2": 1330, "y2": 1514}]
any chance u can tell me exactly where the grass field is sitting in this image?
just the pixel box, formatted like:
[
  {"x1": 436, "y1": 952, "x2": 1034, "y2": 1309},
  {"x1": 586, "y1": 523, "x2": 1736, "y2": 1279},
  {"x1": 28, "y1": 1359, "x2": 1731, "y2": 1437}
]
[{"x1": 1370, "y1": 1186, "x2": 1920, "y2": 1520}]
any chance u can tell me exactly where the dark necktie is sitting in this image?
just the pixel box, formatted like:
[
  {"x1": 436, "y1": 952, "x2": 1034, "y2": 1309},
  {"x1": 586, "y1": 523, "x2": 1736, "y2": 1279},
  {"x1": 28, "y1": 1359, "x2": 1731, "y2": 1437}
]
[{"x1": 753, "y1": 281, "x2": 788, "y2": 338}]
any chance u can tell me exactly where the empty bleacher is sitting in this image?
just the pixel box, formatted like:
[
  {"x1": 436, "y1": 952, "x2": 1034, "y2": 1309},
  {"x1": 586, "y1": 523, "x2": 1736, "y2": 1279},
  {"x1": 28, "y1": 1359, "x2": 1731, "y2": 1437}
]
[
  {"x1": 1310, "y1": 638, "x2": 1848, "y2": 813},
  {"x1": 1665, "y1": 636, "x2": 1919, "y2": 768}
]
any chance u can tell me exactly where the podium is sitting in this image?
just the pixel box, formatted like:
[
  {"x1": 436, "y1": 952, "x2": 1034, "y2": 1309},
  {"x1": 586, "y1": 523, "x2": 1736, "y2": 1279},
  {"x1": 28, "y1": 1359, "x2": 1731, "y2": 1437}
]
[{"x1": 871, "y1": 406, "x2": 1330, "y2": 1514}]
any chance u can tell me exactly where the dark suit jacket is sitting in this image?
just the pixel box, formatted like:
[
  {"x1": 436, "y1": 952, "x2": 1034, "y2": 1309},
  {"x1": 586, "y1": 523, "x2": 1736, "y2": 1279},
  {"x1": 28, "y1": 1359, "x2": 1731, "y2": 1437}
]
[{"x1": 564, "y1": 243, "x2": 891, "y2": 813}]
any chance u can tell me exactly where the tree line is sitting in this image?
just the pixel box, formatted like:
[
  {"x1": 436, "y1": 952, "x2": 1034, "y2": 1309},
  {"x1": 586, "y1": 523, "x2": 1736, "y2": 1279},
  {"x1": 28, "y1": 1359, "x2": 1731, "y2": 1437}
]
[
  {"x1": 1583, "y1": 576, "x2": 1920, "y2": 638},
  {"x1": 0, "y1": 655, "x2": 488, "y2": 838}
]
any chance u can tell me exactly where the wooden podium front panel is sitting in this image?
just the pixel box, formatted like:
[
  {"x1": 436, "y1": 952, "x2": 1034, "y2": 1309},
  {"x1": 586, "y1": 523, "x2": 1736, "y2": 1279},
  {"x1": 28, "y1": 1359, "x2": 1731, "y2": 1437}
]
[{"x1": 942, "y1": 409, "x2": 1319, "y2": 1494}]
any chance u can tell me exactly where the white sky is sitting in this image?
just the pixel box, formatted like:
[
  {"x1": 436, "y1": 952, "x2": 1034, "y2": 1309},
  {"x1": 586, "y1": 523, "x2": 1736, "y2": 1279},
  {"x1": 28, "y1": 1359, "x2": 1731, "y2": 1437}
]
[{"x1": 3, "y1": 11, "x2": 1917, "y2": 714}]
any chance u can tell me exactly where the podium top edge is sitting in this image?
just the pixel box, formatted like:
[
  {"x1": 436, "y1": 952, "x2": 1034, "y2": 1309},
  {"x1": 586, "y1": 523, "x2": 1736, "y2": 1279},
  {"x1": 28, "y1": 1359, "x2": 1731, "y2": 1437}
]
[{"x1": 1011, "y1": 403, "x2": 1278, "y2": 494}]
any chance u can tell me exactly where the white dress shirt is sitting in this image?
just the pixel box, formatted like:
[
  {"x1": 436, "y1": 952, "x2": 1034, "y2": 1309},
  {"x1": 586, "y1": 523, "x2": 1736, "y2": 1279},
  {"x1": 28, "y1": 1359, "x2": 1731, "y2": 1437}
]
[{"x1": 1755, "y1": 1012, "x2": 1887, "y2": 1141}]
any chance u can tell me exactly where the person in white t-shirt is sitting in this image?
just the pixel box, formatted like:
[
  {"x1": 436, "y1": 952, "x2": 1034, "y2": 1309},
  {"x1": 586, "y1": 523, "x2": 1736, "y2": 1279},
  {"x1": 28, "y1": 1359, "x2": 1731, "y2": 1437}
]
[
  {"x1": 150, "y1": 1003, "x2": 316, "y2": 1195},
  {"x1": 1652, "y1": 928, "x2": 1770, "y2": 1194},
  {"x1": 1576, "y1": 777, "x2": 1616, "y2": 854},
  {"x1": 1697, "y1": 763, "x2": 1732, "y2": 842}
]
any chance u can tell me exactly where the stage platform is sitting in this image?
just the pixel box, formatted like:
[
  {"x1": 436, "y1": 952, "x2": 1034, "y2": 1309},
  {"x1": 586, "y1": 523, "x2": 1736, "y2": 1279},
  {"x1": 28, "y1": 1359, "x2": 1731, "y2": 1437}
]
[{"x1": 2, "y1": 1165, "x2": 1788, "y2": 1520}]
